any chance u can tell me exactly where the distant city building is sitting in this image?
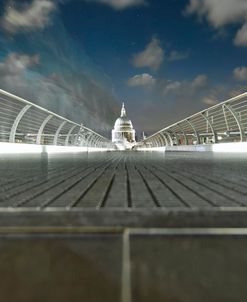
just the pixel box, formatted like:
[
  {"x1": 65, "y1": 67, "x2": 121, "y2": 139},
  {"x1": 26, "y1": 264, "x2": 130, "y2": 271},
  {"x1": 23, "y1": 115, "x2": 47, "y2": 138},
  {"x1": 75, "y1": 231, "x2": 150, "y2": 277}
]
[{"x1": 112, "y1": 103, "x2": 136, "y2": 150}]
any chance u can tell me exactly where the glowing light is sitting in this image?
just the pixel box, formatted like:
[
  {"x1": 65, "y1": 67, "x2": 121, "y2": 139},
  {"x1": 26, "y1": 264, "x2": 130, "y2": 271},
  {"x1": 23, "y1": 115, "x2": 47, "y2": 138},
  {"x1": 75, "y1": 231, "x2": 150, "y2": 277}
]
[
  {"x1": 137, "y1": 147, "x2": 166, "y2": 152},
  {"x1": 212, "y1": 142, "x2": 247, "y2": 153},
  {"x1": 0, "y1": 143, "x2": 43, "y2": 154},
  {"x1": 0, "y1": 143, "x2": 112, "y2": 154},
  {"x1": 138, "y1": 142, "x2": 247, "y2": 153}
]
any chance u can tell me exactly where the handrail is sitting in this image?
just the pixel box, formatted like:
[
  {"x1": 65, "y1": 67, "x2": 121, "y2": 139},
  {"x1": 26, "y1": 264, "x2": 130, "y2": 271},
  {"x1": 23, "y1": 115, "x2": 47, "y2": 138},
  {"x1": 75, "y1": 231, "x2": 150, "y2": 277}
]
[
  {"x1": 0, "y1": 89, "x2": 115, "y2": 149},
  {"x1": 138, "y1": 92, "x2": 247, "y2": 148}
]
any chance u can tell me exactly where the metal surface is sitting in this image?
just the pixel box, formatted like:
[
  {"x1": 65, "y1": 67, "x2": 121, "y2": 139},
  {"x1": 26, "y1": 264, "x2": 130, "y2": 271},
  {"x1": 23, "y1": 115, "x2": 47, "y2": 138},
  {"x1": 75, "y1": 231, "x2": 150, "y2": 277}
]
[
  {"x1": 1, "y1": 151, "x2": 247, "y2": 210},
  {"x1": 0, "y1": 89, "x2": 114, "y2": 149},
  {"x1": 138, "y1": 92, "x2": 247, "y2": 148},
  {"x1": 0, "y1": 227, "x2": 246, "y2": 302}
]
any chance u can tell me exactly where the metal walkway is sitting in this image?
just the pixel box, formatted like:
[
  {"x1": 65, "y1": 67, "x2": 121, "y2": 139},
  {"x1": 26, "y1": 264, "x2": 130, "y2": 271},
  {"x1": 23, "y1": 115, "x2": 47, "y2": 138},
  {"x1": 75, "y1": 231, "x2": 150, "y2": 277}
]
[
  {"x1": 1, "y1": 151, "x2": 247, "y2": 210},
  {"x1": 2, "y1": 152, "x2": 247, "y2": 302}
]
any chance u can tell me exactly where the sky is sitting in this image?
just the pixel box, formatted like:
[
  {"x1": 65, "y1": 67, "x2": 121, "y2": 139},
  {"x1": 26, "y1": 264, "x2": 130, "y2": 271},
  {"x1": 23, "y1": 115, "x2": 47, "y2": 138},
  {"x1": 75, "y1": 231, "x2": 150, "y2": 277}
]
[{"x1": 0, "y1": 0, "x2": 247, "y2": 137}]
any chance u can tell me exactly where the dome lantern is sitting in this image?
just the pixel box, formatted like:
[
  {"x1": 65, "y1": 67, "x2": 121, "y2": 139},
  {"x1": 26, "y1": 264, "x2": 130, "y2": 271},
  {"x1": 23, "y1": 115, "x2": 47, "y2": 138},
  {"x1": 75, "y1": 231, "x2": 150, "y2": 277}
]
[{"x1": 121, "y1": 103, "x2": 126, "y2": 117}]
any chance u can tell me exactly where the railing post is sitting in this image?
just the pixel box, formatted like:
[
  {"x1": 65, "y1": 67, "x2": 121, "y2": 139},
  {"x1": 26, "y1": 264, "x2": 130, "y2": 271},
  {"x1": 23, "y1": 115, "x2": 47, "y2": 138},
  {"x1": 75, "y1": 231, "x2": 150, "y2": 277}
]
[
  {"x1": 149, "y1": 137, "x2": 156, "y2": 148},
  {"x1": 170, "y1": 130, "x2": 179, "y2": 145},
  {"x1": 53, "y1": 121, "x2": 67, "y2": 145},
  {"x1": 36, "y1": 115, "x2": 53, "y2": 144},
  {"x1": 85, "y1": 132, "x2": 93, "y2": 147},
  {"x1": 9, "y1": 105, "x2": 32, "y2": 143},
  {"x1": 65, "y1": 125, "x2": 78, "y2": 146},
  {"x1": 186, "y1": 119, "x2": 200, "y2": 144},
  {"x1": 165, "y1": 132, "x2": 173, "y2": 146},
  {"x1": 156, "y1": 133, "x2": 165, "y2": 146},
  {"x1": 177, "y1": 123, "x2": 188, "y2": 145},
  {"x1": 222, "y1": 105, "x2": 230, "y2": 132},
  {"x1": 201, "y1": 113, "x2": 218, "y2": 143},
  {"x1": 160, "y1": 132, "x2": 168, "y2": 146},
  {"x1": 95, "y1": 137, "x2": 102, "y2": 148},
  {"x1": 93, "y1": 136, "x2": 100, "y2": 148},
  {"x1": 155, "y1": 135, "x2": 162, "y2": 147},
  {"x1": 224, "y1": 104, "x2": 246, "y2": 142}
]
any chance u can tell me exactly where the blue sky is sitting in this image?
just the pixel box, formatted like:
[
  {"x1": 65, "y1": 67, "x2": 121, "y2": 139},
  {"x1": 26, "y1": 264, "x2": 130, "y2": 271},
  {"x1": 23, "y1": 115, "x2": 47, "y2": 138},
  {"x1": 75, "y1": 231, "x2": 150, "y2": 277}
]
[{"x1": 0, "y1": 0, "x2": 247, "y2": 135}]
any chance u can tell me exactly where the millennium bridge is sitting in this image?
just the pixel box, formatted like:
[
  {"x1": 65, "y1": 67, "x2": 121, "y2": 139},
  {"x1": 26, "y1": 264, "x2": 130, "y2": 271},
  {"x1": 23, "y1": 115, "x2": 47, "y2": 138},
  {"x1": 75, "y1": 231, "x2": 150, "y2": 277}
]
[{"x1": 1, "y1": 89, "x2": 247, "y2": 302}]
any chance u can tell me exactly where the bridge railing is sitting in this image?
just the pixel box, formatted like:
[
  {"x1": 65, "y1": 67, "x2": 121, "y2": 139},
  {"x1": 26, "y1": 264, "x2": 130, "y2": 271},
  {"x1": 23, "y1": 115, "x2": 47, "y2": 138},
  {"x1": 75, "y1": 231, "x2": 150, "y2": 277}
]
[
  {"x1": 0, "y1": 89, "x2": 115, "y2": 149},
  {"x1": 137, "y1": 92, "x2": 247, "y2": 148}
]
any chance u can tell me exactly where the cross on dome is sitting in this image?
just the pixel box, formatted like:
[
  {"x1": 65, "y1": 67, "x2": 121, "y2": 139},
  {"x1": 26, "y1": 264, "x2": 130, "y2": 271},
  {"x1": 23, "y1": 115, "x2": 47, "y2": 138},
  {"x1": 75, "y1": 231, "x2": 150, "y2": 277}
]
[{"x1": 121, "y1": 102, "x2": 126, "y2": 117}]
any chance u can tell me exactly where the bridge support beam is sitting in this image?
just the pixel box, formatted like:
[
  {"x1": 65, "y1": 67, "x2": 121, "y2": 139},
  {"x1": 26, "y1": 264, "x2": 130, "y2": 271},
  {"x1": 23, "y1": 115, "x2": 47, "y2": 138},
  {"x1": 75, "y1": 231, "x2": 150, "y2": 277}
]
[
  {"x1": 223, "y1": 104, "x2": 246, "y2": 142},
  {"x1": 201, "y1": 113, "x2": 218, "y2": 143},
  {"x1": 36, "y1": 115, "x2": 53, "y2": 145},
  {"x1": 65, "y1": 125, "x2": 78, "y2": 146},
  {"x1": 160, "y1": 132, "x2": 168, "y2": 146},
  {"x1": 53, "y1": 121, "x2": 67, "y2": 145},
  {"x1": 186, "y1": 119, "x2": 200, "y2": 144},
  {"x1": 177, "y1": 123, "x2": 188, "y2": 145},
  {"x1": 165, "y1": 132, "x2": 173, "y2": 146},
  {"x1": 9, "y1": 105, "x2": 32, "y2": 143}
]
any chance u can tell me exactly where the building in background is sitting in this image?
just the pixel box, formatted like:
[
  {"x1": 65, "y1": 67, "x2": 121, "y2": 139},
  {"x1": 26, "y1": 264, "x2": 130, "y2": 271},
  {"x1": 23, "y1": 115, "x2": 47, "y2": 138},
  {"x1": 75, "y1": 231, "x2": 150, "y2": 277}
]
[{"x1": 112, "y1": 103, "x2": 136, "y2": 150}]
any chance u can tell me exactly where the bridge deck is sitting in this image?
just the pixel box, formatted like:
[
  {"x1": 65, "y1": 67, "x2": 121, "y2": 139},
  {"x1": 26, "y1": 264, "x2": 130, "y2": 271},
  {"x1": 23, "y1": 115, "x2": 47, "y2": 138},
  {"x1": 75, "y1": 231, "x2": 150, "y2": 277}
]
[
  {"x1": 1, "y1": 151, "x2": 247, "y2": 211},
  {"x1": 1, "y1": 151, "x2": 247, "y2": 302}
]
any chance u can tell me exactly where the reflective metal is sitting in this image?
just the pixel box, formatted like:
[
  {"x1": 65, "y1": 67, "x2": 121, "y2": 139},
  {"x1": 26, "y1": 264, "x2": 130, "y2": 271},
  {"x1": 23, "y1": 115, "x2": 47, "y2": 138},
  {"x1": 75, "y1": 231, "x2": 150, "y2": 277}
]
[
  {"x1": 138, "y1": 92, "x2": 247, "y2": 148},
  {"x1": 0, "y1": 89, "x2": 114, "y2": 149}
]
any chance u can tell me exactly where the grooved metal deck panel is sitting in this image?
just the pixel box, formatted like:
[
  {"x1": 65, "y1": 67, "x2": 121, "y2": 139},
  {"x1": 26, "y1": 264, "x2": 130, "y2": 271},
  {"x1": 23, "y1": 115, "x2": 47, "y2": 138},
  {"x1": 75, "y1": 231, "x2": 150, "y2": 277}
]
[{"x1": 1, "y1": 151, "x2": 247, "y2": 209}]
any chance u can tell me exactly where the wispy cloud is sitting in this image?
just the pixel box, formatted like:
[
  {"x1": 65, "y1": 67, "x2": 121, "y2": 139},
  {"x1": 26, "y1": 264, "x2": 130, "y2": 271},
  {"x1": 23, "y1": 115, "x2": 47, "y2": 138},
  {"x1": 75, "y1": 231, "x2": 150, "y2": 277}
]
[
  {"x1": 127, "y1": 73, "x2": 156, "y2": 87},
  {"x1": 201, "y1": 96, "x2": 218, "y2": 106},
  {"x1": 86, "y1": 0, "x2": 147, "y2": 10},
  {"x1": 0, "y1": 52, "x2": 40, "y2": 77},
  {"x1": 1, "y1": 0, "x2": 56, "y2": 34},
  {"x1": 233, "y1": 66, "x2": 247, "y2": 81},
  {"x1": 132, "y1": 37, "x2": 164, "y2": 71},
  {"x1": 0, "y1": 17, "x2": 120, "y2": 132},
  {"x1": 185, "y1": 0, "x2": 247, "y2": 46},
  {"x1": 161, "y1": 74, "x2": 208, "y2": 96},
  {"x1": 167, "y1": 50, "x2": 189, "y2": 62}
]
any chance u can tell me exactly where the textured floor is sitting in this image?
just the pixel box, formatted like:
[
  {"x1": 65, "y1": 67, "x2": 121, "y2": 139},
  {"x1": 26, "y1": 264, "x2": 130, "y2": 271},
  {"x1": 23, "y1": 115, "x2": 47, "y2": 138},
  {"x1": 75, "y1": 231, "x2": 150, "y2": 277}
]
[
  {"x1": 1, "y1": 150, "x2": 247, "y2": 209},
  {"x1": 1, "y1": 151, "x2": 247, "y2": 302}
]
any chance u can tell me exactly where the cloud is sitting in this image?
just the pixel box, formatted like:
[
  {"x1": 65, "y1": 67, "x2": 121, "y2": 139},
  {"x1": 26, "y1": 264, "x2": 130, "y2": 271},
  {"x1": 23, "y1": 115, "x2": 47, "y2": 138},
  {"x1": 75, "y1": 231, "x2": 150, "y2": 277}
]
[
  {"x1": 163, "y1": 81, "x2": 181, "y2": 94},
  {"x1": 234, "y1": 23, "x2": 247, "y2": 46},
  {"x1": 0, "y1": 53, "x2": 40, "y2": 77},
  {"x1": 86, "y1": 0, "x2": 147, "y2": 10},
  {"x1": 233, "y1": 66, "x2": 247, "y2": 81},
  {"x1": 201, "y1": 96, "x2": 218, "y2": 106},
  {"x1": 185, "y1": 0, "x2": 247, "y2": 46},
  {"x1": 185, "y1": 0, "x2": 247, "y2": 28},
  {"x1": 132, "y1": 37, "x2": 164, "y2": 71},
  {"x1": 127, "y1": 73, "x2": 156, "y2": 87},
  {"x1": 127, "y1": 72, "x2": 207, "y2": 96},
  {"x1": 0, "y1": 6, "x2": 122, "y2": 133},
  {"x1": 162, "y1": 74, "x2": 208, "y2": 95},
  {"x1": 167, "y1": 50, "x2": 189, "y2": 62},
  {"x1": 2, "y1": 0, "x2": 56, "y2": 34},
  {"x1": 0, "y1": 47, "x2": 119, "y2": 131},
  {"x1": 191, "y1": 74, "x2": 208, "y2": 88}
]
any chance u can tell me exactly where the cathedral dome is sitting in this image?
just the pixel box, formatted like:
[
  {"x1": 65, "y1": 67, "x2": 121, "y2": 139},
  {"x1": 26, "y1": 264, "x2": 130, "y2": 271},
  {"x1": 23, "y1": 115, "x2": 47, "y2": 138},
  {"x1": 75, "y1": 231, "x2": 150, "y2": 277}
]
[
  {"x1": 111, "y1": 103, "x2": 136, "y2": 149},
  {"x1": 114, "y1": 116, "x2": 133, "y2": 130},
  {"x1": 113, "y1": 103, "x2": 133, "y2": 130}
]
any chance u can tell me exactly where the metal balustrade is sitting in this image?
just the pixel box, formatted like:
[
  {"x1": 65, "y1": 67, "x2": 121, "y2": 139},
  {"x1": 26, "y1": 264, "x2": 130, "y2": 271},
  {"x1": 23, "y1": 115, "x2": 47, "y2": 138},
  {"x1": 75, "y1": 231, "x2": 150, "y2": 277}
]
[
  {"x1": 0, "y1": 89, "x2": 115, "y2": 149},
  {"x1": 137, "y1": 92, "x2": 247, "y2": 148}
]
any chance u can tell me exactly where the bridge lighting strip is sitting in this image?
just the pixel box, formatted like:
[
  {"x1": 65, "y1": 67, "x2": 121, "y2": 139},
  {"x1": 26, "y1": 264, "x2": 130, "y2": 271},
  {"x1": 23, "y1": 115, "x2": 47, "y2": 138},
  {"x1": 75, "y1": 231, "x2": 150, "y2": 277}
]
[
  {"x1": 137, "y1": 142, "x2": 247, "y2": 153},
  {"x1": 212, "y1": 142, "x2": 247, "y2": 153},
  {"x1": 136, "y1": 147, "x2": 166, "y2": 152},
  {"x1": 0, "y1": 142, "x2": 112, "y2": 154}
]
